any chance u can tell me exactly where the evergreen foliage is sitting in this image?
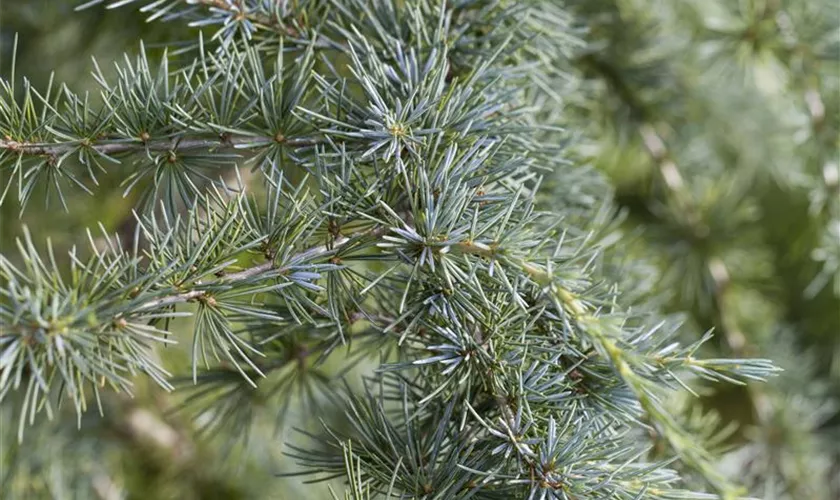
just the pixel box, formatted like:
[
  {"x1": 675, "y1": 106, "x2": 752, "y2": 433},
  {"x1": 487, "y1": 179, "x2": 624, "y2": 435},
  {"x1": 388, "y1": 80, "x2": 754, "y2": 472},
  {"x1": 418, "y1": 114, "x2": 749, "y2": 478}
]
[{"x1": 0, "y1": 1, "x2": 836, "y2": 499}]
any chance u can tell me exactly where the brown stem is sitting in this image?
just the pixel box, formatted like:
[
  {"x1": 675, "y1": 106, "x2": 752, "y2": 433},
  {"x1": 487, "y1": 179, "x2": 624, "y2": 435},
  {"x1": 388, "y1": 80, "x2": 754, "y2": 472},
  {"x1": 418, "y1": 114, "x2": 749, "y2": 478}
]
[
  {"x1": 136, "y1": 226, "x2": 387, "y2": 312},
  {"x1": 138, "y1": 290, "x2": 207, "y2": 311},
  {"x1": 0, "y1": 134, "x2": 319, "y2": 159},
  {"x1": 639, "y1": 124, "x2": 685, "y2": 192}
]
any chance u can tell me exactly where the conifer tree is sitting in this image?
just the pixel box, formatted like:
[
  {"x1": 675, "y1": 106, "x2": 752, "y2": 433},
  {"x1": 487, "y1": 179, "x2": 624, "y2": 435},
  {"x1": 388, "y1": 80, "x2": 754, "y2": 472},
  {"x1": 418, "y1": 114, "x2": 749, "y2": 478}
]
[{"x1": 0, "y1": 1, "x2": 835, "y2": 499}]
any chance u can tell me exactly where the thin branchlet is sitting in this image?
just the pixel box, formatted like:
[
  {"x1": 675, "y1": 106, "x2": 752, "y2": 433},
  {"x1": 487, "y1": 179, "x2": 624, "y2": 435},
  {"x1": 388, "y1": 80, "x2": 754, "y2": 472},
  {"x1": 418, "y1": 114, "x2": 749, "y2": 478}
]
[{"x1": 0, "y1": 135, "x2": 319, "y2": 157}]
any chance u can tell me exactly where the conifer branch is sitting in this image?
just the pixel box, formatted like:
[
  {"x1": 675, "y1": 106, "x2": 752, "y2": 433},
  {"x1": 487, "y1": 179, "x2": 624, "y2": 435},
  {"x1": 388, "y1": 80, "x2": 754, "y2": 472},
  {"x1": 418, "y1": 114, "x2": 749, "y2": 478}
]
[
  {"x1": 136, "y1": 225, "x2": 387, "y2": 311},
  {"x1": 0, "y1": 134, "x2": 319, "y2": 158},
  {"x1": 455, "y1": 237, "x2": 749, "y2": 496}
]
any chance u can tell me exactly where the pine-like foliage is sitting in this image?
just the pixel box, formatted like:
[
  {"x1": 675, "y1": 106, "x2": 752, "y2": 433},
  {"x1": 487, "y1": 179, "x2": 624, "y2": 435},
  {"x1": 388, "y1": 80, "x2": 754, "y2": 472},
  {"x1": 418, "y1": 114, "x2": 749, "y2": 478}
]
[{"x1": 0, "y1": 1, "x2": 835, "y2": 499}]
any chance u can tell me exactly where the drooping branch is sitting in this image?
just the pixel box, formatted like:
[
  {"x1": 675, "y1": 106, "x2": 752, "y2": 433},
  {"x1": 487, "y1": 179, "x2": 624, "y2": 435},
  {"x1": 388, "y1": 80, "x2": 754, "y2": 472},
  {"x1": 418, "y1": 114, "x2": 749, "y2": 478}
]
[{"x1": 445, "y1": 235, "x2": 763, "y2": 497}]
